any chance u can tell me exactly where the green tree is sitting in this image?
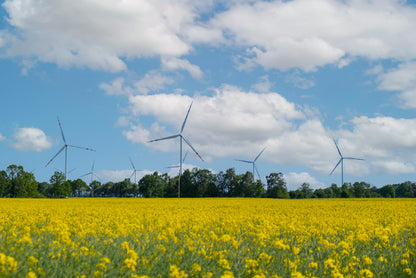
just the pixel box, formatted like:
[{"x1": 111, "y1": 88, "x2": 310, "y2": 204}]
[
  {"x1": 266, "y1": 172, "x2": 289, "y2": 199},
  {"x1": 70, "y1": 179, "x2": 87, "y2": 197},
  {"x1": 50, "y1": 171, "x2": 70, "y2": 198},
  {"x1": 139, "y1": 172, "x2": 167, "y2": 197},
  {"x1": 6, "y1": 165, "x2": 26, "y2": 197},
  {"x1": 89, "y1": 180, "x2": 102, "y2": 197},
  {"x1": 378, "y1": 184, "x2": 395, "y2": 198},
  {"x1": 23, "y1": 171, "x2": 39, "y2": 197},
  {"x1": 192, "y1": 168, "x2": 213, "y2": 197},
  {"x1": 180, "y1": 169, "x2": 196, "y2": 197},
  {"x1": 0, "y1": 170, "x2": 8, "y2": 197}
]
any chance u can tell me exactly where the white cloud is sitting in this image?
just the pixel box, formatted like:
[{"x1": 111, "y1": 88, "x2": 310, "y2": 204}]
[
  {"x1": 376, "y1": 61, "x2": 416, "y2": 108},
  {"x1": 133, "y1": 71, "x2": 175, "y2": 95},
  {"x1": 115, "y1": 116, "x2": 130, "y2": 127},
  {"x1": 11, "y1": 127, "x2": 53, "y2": 152},
  {"x1": 100, "y1": 77, "x2": 132, "y2": 96},
  {"x1": 284, "y1": 172, "x2": 325, "y2": 190},
  {"x1": 120, "y1": 85, "x2": 416, "y2": 176},
  {"x1": 285, "y1": 70, "x2": 315, "y2": 89},
  {"x1": 335, "y1": 116, "x2": 416, "y2": 175},
  {"x1": 100, "y1": 72, "x2": 175, "y2": 96},
  {"x1": 4, "y1": 0, "x2": 416, "y2": 75},
  {"x1": 210, "y1": 0, "x2": 416, "y2": 71},
  {"x1": 96, "y1": 169, "x2": 153, "y2": 183},
  {"x1": 161, "y1": 57, "x2": 203, "y2": 79},
  {"x1": 1, "y1": 0, "x2": 202, "y2": 72},
  {"x1": 124, "y1": 86, "x2": 337, "y2": 171},
  {"x1": 0, "y1": 133, "x2": 5, "y2": 141},
  {"x1": 251, "y1": 75, "x2": 272, "y2": 93}
]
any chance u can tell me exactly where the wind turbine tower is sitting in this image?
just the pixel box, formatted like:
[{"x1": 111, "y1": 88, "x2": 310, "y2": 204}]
[
  {"x1": 80, "y1": 160, "x2": 100, "y2": 183},
  {"x1": 148, "y1": 102, "x2": 203, "y2": 198},
  {"x1": 129, "y1": 157, "x2": 139, "y2": 184},
  {"x1": 46, "y1": 117, "x2": 95, "y2": 180},
  {"x1": 235, "y1": 148, "x2": 266, "y2": 180},
  {"x1": 329, "y1": 139, "x2": 364, "y2": 186}
]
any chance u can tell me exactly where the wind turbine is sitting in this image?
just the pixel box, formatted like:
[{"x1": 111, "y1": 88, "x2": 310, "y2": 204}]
[
  {"x1": 235, "y1": 148, "x2": 266, "y2": 180},
  {"x1": 129, "y1": 157, "x2": 139, "y2": 184},
  {"x1": 45, "y1": 117, "x2": 95, "y2": 180},
  {"x1": 80, "y1": 160, "x2": 100, "y2": 183},
  {"x1": 329, "y1": 139, "x2": 364, "y2": 186},
  {"x1": 166, "y1": 151, "x2": 189, "y2": 170},
  {"x1": 148, "y1": 102, "x2": 203, "y2": 198}
]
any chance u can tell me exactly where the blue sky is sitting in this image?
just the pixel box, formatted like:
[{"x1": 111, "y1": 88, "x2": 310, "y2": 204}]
[{"x1": 1, "y1": 0, "x2": 416, "y2": 190}]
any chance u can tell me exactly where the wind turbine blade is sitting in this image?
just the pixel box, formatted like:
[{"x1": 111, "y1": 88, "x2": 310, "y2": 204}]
[
  {"x1": 57, "y1": 117, "x2": 67, "y2": 144},
  {"x1": 80, "y1": 172, "x2": 92, "y2": 178},
  {"x1": 254, "y1": 147, "x2": 266, "y2": 162},
  {"x1": 130, "y1": 171, "x2": 135, "y2": 179},
  {"x1": 45, "y1": 146, "x2": 65, "y2": 167},
  {"x1": 166, "y1": 165, "x2": 180, "y2": 169},
  {"x1": 182, "y1": 136, "x2": 204, "y2": 161},
  {"x1": 333, "y1": 138, "x2": 342, "y2": 157},
  {"x1": 68, "y1": 145, "x2": 96, "y2": 152},
  {"x1": 343, "y1": 157, "x2": 364, "y2": 161},
  {"x1": 68, "y1": 168, "x2": 76, "y2": 174},
  {"x1": 93, "y1": 174, "x2": 101, "y2": 181},
  {"x1": 254, "y1": 164, "x2": 261, "y2": 179},
  {"x1": 329, "y1": 159, "x2": 343, "y2": 175},
  {"x1": 183, "y1": 151, "x2": 189, "y2": 163},
  {"x1": 148, "y1": 134, "x2": 179, "y2": 143},
  {"x1": 91, "y1": 160, "x2": 95, "y2": 172},
  {"x1": 129, "y1": 157, "x2": 136, "y2": 170},
  {"x1": 235, "y1": 159, "x2": 253, "y2": 164},
  {"x1": 180, "y1": 101, "x2": 193, "y2": 133}
]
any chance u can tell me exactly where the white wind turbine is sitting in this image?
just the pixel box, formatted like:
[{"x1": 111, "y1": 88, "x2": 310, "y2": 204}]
[
  {"x1": 129, "y1": 157, "x2": 139, "y2": 184},
  {"x1": 235, "y1": 148, "x2": 266, "y2": 180},
  {"x1": 148, "y1": 102, "x2": 203, "y2": 198},
  {"x1": 329, "y1": 139, "x2": 364, "y2": 186},
  {"x1": 45, "y1": 117, "x2": 95, "y2": 180},
  {"x1": 166, "y1": 151, "x2": 189, "y2": 170},
  {"x1": 80, "y1": 160, "x2": 100, "y2": 183}
]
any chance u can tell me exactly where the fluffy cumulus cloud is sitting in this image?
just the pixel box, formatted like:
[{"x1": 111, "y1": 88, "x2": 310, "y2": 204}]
[
  {"x1": 3, "y1": 0, "x2": 416, "y2": 73},
  {"x1": 211, "y1": 0, "x2": 416, "y2": 71},
  {"x1": 284, "y1": 172, "x2": 325, "y2": 190},
  {"x1": 122, "y1": 85, "x2": 336, "y2": 170},
  {"x1": 375, "y1": 61, "x2": 416, "y2": 108},
  {"x1": 100, "y1": 73, "x2": 175, "y2": 96},
  {"x1": 0, "y1": 133, "x2": 5, "y2": 141},
  {"x1": 96, "y1": 169, "x2": 153, "y2": 183},
  {"x1": 11, "y1": 127, "x2": 53, "y2": 152},
  {"x1": 117, "y1": 84, "x2": 416, "y2": 176},
  {"x1": 1, "y1": 0, "x2": 209, "y2": 72},
  {"x1": 336, "y1": 116, "x2": 416, "y2": 174}
]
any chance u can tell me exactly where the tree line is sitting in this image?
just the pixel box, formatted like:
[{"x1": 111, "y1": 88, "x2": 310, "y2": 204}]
[{"x1": 0, "y1": 164, "x2": 415, "y2": 198}]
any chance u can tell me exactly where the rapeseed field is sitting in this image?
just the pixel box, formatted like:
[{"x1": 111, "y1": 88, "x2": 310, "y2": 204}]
[{"x1": 0, "y1": 198, "x2": 415, "y2": 277}]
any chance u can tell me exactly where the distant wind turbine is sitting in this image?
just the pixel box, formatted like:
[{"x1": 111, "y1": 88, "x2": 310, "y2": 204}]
[
  {"x1": 329, "y1": 139, "x2": 364, "y2": 186},
  {"x1": 129, "y1": 157, "x2": 139, "y2": 184},
  {"x1": 80, "y1": 160, "x2": 100, "y2": 183},
  {"x1": 235, "y1": 148, "x2": 266, "y2": 180},
  {"x1": 45, "y1": 117, "x2": 95, "y2": 180},
  {"x1": 148, "y1": 102, "x2": 203, "y2": 198},
  {"x1": 166, "y1": 151, "x2": 189, "y2": 170}
]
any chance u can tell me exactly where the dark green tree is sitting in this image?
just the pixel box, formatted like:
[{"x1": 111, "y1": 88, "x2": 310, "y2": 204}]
[
  {"x1": 378, "y1": 184, "x2": 395, "y2": 198},
  {"x1": 139, "y1": 172, "x2": 167, "y2": 197},
  {"x1": 70, "y1": 179, "x2": 87, "y2": 197},
  {"x1": 180, "y1": 169, "x2": 196, "y2": 197},
  {"x1": 50, "y1": 171, "x2": 70, "y2": 198},
  {"x1": 266, "y1": 172, "x2": 289, "y2": 198},
  {"x1": 192, "y1": 168, "x2": 214, "y2": 197},
  {"x1": 0, "y1": 170, "x2": 8, "y2": 197},
  {"x1": 6, "y1": 165, "x2": 26, "y2": 197}
]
